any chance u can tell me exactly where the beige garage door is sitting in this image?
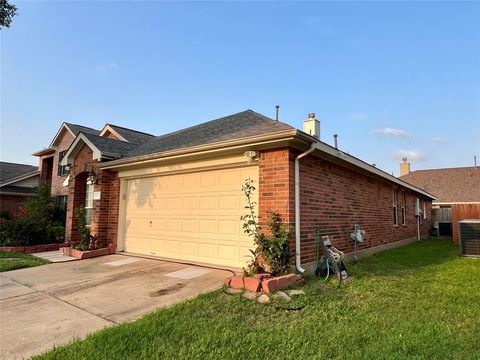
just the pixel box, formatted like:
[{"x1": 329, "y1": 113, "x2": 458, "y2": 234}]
[{"x1": 124, "y1": 166, "x2": 258, "y2": 267}]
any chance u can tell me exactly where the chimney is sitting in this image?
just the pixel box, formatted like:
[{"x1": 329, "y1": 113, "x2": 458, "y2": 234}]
[
  {"x1": 303, "y1": 113, "x2": 320, "y2": 139},
  {"x1": 400, "y1": 157, "x2": 410, "y2": 176}
]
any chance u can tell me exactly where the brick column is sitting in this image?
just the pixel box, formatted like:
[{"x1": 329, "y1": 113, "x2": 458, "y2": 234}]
[{"x1": 258, "y1": 148, "x2": 296, "y2": 255}]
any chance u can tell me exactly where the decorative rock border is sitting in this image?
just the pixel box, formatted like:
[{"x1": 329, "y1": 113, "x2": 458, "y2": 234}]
[
  {"x1": 224, "y1": 273, "x2": 305, "y2": 294},
  {"x1": 59, "y1": 244, "x2": 114, "y2": 260},
  {"x1": 0, "y1": 243, "x2": 67, "y2": 254}
]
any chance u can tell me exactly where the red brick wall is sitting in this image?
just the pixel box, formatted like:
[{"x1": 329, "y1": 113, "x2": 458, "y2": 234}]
[
  {"x1": 38, "y1": 129, "x2": 74, "y2": 197},
  {"x1": 65, "y1": 144, "x2": 120, "y2": 247},
  {"x1": 258, "y1": 148, "x2": 432, "y2": 266},
  {"x1": 0, "y1": 195, "x2": 30, "y2": 218},
  {"x1": 50, "y1": 130, "x2": 74, "y2": 197},
  {"x1": 258, "y1": 148, "x2": 295, "y2": 232}
]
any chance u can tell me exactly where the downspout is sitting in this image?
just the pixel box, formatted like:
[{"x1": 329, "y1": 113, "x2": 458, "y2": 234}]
[{"x1": 295, "y1": 142, "x2": 317, "y2": 273}]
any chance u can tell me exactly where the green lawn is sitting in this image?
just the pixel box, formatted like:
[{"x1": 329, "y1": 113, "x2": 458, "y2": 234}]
[
  {"x1": 35, "y1": 239, "x2": 479, "y2": 360},
  {"x1": 0, "y1": 251, "x2": 49, "y2": 272}
]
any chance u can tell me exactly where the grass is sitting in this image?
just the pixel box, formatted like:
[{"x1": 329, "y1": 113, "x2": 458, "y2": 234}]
[
  {"x1": 35, "y1": 239, "x2": 479, "y2": 360},
  {"x1": 0, "y1": 251, "x2": 49, "y2": 272}
]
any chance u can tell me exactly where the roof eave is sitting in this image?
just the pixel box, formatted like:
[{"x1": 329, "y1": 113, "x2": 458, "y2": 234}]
[{"x1": 32, "y1": 148, "x2": 56, "y2": 157}]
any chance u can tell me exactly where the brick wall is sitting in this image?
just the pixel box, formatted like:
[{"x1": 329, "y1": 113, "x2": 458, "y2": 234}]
[
  {"x1": 258, "y1": 148, "x2": 295, "y2": 234},
  {"x1": 0, "y1": 195, "x2": 30, "y2": 218},
  {"x1": 49, "y1": 130, "x2": 74, "y2": 197},
  {"x1": 65, "y1": 144, "x2": 120, "y2": 247},
  {"x1": 258, "y1": 148, "x2": 432, "y2": 266}
]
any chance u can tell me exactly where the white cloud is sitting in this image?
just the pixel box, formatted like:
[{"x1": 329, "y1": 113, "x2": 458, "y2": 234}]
[
  {"x1": 349, "y1": 112, "x2": 368, "y2": 121},
  {"x1": 95, "y1": 61, "x2": 119, "y2": 74},
  {"x1": 393, "y1": 149, "x2": 427, "y2": 162},
  {"x1": 430, "y1": 136, "x2": 447, "y2": 143},
  {"x1": 373, "y1": 127, "x2": 411, "y2": 138}
]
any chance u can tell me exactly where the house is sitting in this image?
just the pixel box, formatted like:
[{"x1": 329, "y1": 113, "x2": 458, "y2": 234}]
[
  {"x1": 0, "y1": 162, "x2": 40, "y2": 218},
  {"x1": 32, "y1": 123, "x2": 101, "y2": 219},
  {"x1": 399, "y1": 159, "x2": 480, "y2": 243},
  {"x1": 37, "y1": 110, "x2": 435, "y2": 272}
]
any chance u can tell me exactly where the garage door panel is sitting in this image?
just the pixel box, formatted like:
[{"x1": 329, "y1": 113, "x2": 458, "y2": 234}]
[{"x1": 124, "y1": 165, "x2": 258, "y2": 267}]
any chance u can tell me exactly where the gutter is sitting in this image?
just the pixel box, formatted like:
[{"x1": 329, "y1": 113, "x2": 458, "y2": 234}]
[{"x1": 294, "y1": 142, "x2": 317, "y2": 273}]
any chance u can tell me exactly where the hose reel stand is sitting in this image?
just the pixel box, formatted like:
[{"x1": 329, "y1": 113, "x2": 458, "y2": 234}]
[{"x1": 350, "y1": 224, "x2": 365, "y2": 265}]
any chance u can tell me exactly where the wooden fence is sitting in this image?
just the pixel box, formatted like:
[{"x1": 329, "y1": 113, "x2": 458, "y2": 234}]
[{"x1": 451, "y1": 204, "x2": 480, "y2": 243}]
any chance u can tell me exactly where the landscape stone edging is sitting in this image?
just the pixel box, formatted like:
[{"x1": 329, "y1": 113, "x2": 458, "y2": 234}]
[
  {"x1": 224, "y1": 273, "x2": 304, "y2": 294},
  {"x1": 0, "y1": 243, "x2": 67, "y2": 254},
  {"x1": 59, "y1": 245, "x2": 114, "y2": 259}
]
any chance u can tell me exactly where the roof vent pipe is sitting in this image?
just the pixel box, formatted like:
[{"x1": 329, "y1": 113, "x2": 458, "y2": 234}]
[
  {"x1": 333, "y1": 134, "x2": 338, "y2": 149},
  {"x1": 275, "y1": 105, "x2": 280, "y2": 121}
]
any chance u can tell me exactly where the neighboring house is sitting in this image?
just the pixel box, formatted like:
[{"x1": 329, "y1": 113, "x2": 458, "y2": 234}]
[
  {"x1": 0, "y1": 162, "x2": 40, "y2": 218},
  {"x1": 39, "y1": 110, "x2": 434, "y2": 272},
  {"x1": 399, "y1": 159, "x2": 480, "y2": 243}
]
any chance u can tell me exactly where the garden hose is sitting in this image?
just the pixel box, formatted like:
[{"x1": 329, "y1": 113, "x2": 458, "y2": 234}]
[{"x1": 324, "y1": 257, "x2": 330, "y2": 281}]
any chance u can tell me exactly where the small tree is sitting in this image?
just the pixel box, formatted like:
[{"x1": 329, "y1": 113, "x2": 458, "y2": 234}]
[
  {"x1": 241, "y1": 178, "x2": 291, "y2": 276},
  {"x1": 24, "y1": 184, "x2": 55, "y2": 226},
  {"x1": 0, "y1": 0, "x2": 18, "y2": 29}
]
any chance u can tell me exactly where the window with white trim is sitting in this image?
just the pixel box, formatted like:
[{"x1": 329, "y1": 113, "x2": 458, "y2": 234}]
[
  {"x1": 85, "y1": 183, "x2": 94, "y2": 226},
  {"x1": 393, "y1": 189, "x2": 399, "y2": 226},
  {"x1": 401, "y1": 191, "x2": 407, "y2": 225},
  {"x1": 57, "y1": 150, "x2": 70, "y2": 176}
]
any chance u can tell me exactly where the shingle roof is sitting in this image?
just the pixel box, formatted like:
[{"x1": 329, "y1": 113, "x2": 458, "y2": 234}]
[
  {"x1": 400, "y1": 166, "x2": 480, "y2": 203},
  {"x1": 107, "y1": 125, "x2": 154, "y2": 146},
  {"x1": 82, "y1": 133, "x2": 137, "y2": 158},
  {"x1": 0, "y1": 162, "x2": 39, "y2": 184},
  {"x1": 65, "y1": 123, "x2": 99, "y2": 136},
  {"x1": 125, "y1": 110, "x2": 294, "y2": 159}
]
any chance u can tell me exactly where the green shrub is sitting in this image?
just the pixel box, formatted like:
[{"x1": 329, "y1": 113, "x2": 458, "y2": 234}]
[
  {"x1": 240, "y1": 178, "x2": 291, "y2": 276},
  {"x1": 50, "y1": 225, "x2": 65, "y2": 243},
  {"x1": 0, "y1": 210, "x2": 12, "y2": 220},
  {"x1": 24, "y1": 184, "x2": 55, "y2": 226},
  {"x1": 0, "y1": 185, "x2": 68, "y2": 247},
  {"x1": 0, "y1": 218, "x2": 50, "y2": 246}
]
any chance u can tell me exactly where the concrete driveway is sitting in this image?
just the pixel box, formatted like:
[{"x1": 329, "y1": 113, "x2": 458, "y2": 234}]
[{"x1": 0, "y1": 254, "x2": 231, "y2": 360}]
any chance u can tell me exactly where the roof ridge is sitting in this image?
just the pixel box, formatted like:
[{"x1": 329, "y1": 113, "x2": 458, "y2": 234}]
[
  {"x1": 148, "y1": 109, "x2": 288, "y2": 141},
  {"x1": 106, "y1": 124, "x2": 155, "y2": 137},
  {"x1": 407, "y1": 166, "x2": 479, "y2": 173},
  {"x1": 64, "y1": 122, "x2": 100, "y2": 132}
]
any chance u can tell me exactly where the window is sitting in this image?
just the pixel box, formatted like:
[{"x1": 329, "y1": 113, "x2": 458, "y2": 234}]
[
  {"x1": 55, "y1": 195, "x2": 67, "y2": 225},
  {"x1": 85, "y1": 183, "x2": 94, "y2": 226},
  {"x1": 393, "y1": 189, "x2": 399, "y2": 226},
  {"x1": 55, "y1": 195, "x2": 68, "y2": 212},
  {"x1": 57, "y1": 150, "x2": 70, "y2": 176},
  {"x1": 401, "y1": 192, "x2": 407, "y2": 225}
]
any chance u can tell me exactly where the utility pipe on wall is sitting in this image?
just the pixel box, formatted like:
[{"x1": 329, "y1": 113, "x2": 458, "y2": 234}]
[{"x1": 295, "y1": 142, "x2": 317, "y2": 273}]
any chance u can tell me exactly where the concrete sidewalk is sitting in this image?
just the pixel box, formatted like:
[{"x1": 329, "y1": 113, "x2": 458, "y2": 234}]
[
  {"x1": 0, "y1": 254, "x2": 230, "y2": 359},
  {"x1": 32, "y1": 250, "x2": 77, "y2": 262}
]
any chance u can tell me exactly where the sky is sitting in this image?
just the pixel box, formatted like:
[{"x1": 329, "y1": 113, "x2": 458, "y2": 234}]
[{"x1": 1, "y1": 1, "x2": 479, "y2": 176}]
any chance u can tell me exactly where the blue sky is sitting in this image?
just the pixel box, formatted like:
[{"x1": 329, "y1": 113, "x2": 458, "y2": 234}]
[{"x1": 1, "y1": 1, "x2": 479, "y2": 175}]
